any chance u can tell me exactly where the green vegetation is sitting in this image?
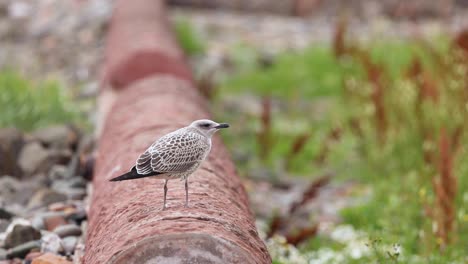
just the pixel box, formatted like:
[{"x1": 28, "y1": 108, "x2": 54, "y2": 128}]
[
  {"x1": 215, "y1": 33, "x2": 468, "y2": 263},
  {"x1": 174, "y1": 19, "x2": 205, "y2": 56},
  {"x1": 0, "y1": 70, "x2": 81, "y2": 131}
]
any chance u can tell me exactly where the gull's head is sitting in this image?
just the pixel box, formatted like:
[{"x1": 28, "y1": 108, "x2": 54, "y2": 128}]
[{"x1": 190, "y1": 119, "x2": 229, "y2": 137}]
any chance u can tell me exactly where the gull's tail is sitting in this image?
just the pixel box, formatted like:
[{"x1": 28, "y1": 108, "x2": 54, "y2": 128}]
[{"x1": 109, "y1": 166, "x2": 161, "y2": 181}]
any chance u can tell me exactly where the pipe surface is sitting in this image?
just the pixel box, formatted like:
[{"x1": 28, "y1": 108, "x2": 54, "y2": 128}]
[{"x1": 85, "y1": 0, "x2": 271, "y2": 263}]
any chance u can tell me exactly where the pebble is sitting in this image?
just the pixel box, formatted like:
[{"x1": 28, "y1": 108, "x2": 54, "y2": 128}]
[
  {"x1": 48, "y1": 166, "x2": 69, "y2": 181},
  {"x1": 66, "y1": 210, "x2": 86, "y2": 225},
  {"x1": 30, "y1": 252, "x2": 72, "y2": 264},
  {"x1": 47, "y1": 203, "x2": 70, "y2": 212},
  {"x1": 44, "y1": 216, "x2": 67, "y2": 231},
  {"x1": 41, "y1": 233, "x2": 62, "y2": 254},
  {"x1": 32, "y1": 211, "x2": 70, "y2": 230},
  {"x1": 0, "y1": 127, "x2": 23, "y2": 177},
  {"x1": 28, "y1": 189, "x2": 67, "y2": 209},
  {"x1": 30, "y1": 216, "x2": 45, "y2": 231},
  {"x1": 0, "y1": 220, "x2": 9, "y2": 232},
  {"x1": 0, "y1": 208, "x2": 14, "y2": 220},
  {"x1": 6, "y1": 240, "x2": 41, "y2": 259},
  {"x1": 31, "y1": 125, "x2": 78, "y2": 150},
  {"x1": 50, "y1": 181, "x2": 68, "y2": 193},
  {"x1": 0, "y1": 108, "x2": 89, "y2": 262},
  {"x1": 24, "y1": 252, "x2": 44, "y2": 262},
  {"x1": 53, "y1": 225, "x2": 82, "y2": 238},
  {"x1": 4, "y1": 224, "x2": 41, "y2": 249},
  {"x1": 8, "y1": 1, "x2": 32, "y2": 19},
  {"x1": 18, "y1": 142, "x2": 51, "y2": 176},
  {"x1": 67, "y1": 178, "x2": 87, "y2": 189},
  {"x1": 72, "y1": 241, "x2": 84, "y2": 263},
  {"x1": 4, "y1": 218, "x2": 31, "y2": 232},
  {"x1": 61, "y1": 236, "x2": 77, "y2": 256},
  {"x1": 79, "y1": 221, "x2": 87, "y2": 241},
  {"x1": 65, "y1": 188, "x2": 86, "y2": 200},
  {"x1": 0, "y1": 248, "x2": 6, "y2": 260},
  {"x1": 37, "y1": 211, "x2": 68, "y2": 220},
  {"x1": 0, "y1": 176, "x2": 22, "y2": 203}
]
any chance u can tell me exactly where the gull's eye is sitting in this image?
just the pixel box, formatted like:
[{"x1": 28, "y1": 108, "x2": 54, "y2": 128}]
[{"x1": 201, "y1": 123, "x2": 211, "y2": 128}]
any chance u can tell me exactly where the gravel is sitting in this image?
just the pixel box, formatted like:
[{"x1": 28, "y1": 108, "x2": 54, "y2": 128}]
[{"x1": 0, "y1": 125, "x2": 94, "y2": 262}]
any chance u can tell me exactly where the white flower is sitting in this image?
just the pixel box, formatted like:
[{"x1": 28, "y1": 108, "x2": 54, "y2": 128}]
[{"x1": 330, "y1": 225, "x2": 361, "y2": 243}]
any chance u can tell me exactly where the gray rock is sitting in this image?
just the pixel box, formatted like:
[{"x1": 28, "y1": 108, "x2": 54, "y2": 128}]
[
  {"x1": 32, "y1": 125, "x2": 78, "y2": 149},
  {"x1": 66, "y1": 154, "x2": 80, "y2": 179},
  {"x1": 0, "y1": 127, "x2": 23, "y2": 177},
  {"x1": 49, "y1": 148, "x2": 73, "y2": 166},
  {"x1": 4, "y1": 224, "x2": 41, "y2": 249},
  {"x1": 31, "y1": 211, "x2": 68, "y2": 230},
  {"x1": 80, "y1": 221, "x2": 88, "y2": 240},
  {"x1": 53, "y1": 224, "x2": 82, "y2": 238},
  {"x1": 0, "y1": 176, "x2": 21, "y2": 202},
  {"x1": 18, "y1": 142, "x2": 50, "y2": 176},
  {"x1": 48, "y1": 165, "x2": 69, "y2": 181},
  {"x1": 2, "y1": 203, "x2": 25, "y2": 217},
  {"x1": 51, "y1": 177, "x2": 86, "y2": 191},
  {"x1": 67, "y1": 209, "x2": 87, "y2": 224},
  {"x1": 51, "y1": 180, "x2": 70, "y2": 192},
  {"x1": 61, "y1": 236, "x2": 77, "y2": 255},
  {"x1": 31, "y1": 216, "x2": 45, "y2": 231},
  {"x1": 6, "y1": 240, "x2": 41, "y2": 259},
  {"x1": 28, "y1": 189, "x2": 67, "y2": 209},
  {"x1": 8, "y1": 2, "x2": 33, "y2": 19},
  {"x1": 8, "y1": 189, "x2": 37, "y2": 208},
  {"x1": 4, "y1": 218, "x2": 31, "y2": 231},
  {"x1": 37, "y1": 211, "x2": 68, "y2": 219},
  {"x1": 68, "y1": 177, "x2": 87, "y2": 189},
  {"x1": 0, "y1": 208, "x2": 14, "y2": 220},
  {"x1": 65, "y1": 188, "x2": 86, "y2": 200},
  {"x1": 19, "y1": 141, "x2": 73, "y2": 177},
  {"x1": 41, "y1": 232, "x2": 63, "y2": 254},
  {"x1": 79, "y1": 151, "x2": 95, "y2": 181},
  {"x1": 0, "y1": 247, "x2": 6, "y2": 260},
  {"x1": 0, "y1": 219, "x2": 9, "y2": 232},
  {"x1": 0, "y1": 175, "x2": 44, "y2": 206}
]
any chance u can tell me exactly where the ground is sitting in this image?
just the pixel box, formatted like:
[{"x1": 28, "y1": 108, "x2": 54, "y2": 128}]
[{"x1": 0, "y1": 0, "x2": 467, "y2": 263}]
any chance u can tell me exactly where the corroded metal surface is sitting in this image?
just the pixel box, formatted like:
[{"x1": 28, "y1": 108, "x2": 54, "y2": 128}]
[
  {"x1": 85, "y1": 76, "x2": 271, "y2": 263},
  {"x1": 102, "y1": 0, "x2": 192, "y2": 89}
]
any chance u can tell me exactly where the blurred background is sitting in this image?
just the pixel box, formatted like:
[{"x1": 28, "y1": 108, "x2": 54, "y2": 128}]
[{"x1": 0, "y1": 0, "x2": 467, "y2": 263}]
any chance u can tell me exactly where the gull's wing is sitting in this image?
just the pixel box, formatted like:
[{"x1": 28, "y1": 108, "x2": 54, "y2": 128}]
[
  {"x1": 135, "y1": 150, "x2": 153, "y2": 175},
  {"x1": 135, "y1": 130, "x2": 209, "y2": 175}
]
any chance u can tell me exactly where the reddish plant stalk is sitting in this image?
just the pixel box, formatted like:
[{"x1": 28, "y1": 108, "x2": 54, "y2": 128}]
[{"x1": 432, "y1": 128, "x2": 458, "y2": 248}]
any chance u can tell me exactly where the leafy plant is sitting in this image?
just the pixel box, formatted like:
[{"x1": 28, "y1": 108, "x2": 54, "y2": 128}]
[
  {"x1": 174, "y1": 19, "x2": 205, "y2": 56},
  {"x1": 215, "y1": 23, "x2": 468, "y2": 263},
  {"x1": 0, "y1": 70, "x2": 80, "y2": 131}
]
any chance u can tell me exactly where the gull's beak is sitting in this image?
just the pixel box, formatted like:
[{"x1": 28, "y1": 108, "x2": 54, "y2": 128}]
[{"x1": 215, "y1": 123, "x2": 230, "y2": 129}]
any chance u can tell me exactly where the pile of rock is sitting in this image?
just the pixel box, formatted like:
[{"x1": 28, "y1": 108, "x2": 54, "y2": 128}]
[
  {"x1": 0, "y1": 0, "x2": 112, "y2": 91},
  {"x1": 0, "y1": 125, "x2": 93, "y2": 263}
]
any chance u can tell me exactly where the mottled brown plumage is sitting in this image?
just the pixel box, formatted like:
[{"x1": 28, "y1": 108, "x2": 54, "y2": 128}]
[{"x1": 110, "y1": 119, "x2": 229, "y2": 210}]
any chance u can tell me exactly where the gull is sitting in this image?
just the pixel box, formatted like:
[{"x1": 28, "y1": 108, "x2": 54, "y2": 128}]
[{"x1": 110, "y1": 119, "x2": 229, "y2": 210}]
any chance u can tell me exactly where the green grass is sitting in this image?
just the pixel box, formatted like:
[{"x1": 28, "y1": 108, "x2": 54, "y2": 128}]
[
  {"x1": 0, "y1": 70, "x2": 81, "y2": 131},
  {"x1": 223, "y1": 46, "x2": 355, "y2": 98},
  {"x1": 216, "y1": 39, "x2": 468, "y2": 263},
  {"x1": 174, "y1": 19, "x2": 205, "y2": 56}
]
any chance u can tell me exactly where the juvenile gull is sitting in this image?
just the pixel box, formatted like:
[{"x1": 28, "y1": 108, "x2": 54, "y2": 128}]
[{"x1": 110, "y1": 119, "x2": 229, "y2": 210}]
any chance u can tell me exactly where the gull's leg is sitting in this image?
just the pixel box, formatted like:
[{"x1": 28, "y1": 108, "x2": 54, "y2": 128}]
[
  {"x1": 162, "y1": 179, "x2": 168, "y2": 210},
  {"x1": 184, "y1": 178, "x2": 189, "y2": 208}
]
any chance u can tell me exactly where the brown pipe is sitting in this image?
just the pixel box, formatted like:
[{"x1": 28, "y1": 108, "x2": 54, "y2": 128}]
[
  {"x1": 85, "y1": 0, "x2": 271, "y2": 263},
  {"x1": 168, "y1": 0, "x2": 321, "y2": 16}
]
